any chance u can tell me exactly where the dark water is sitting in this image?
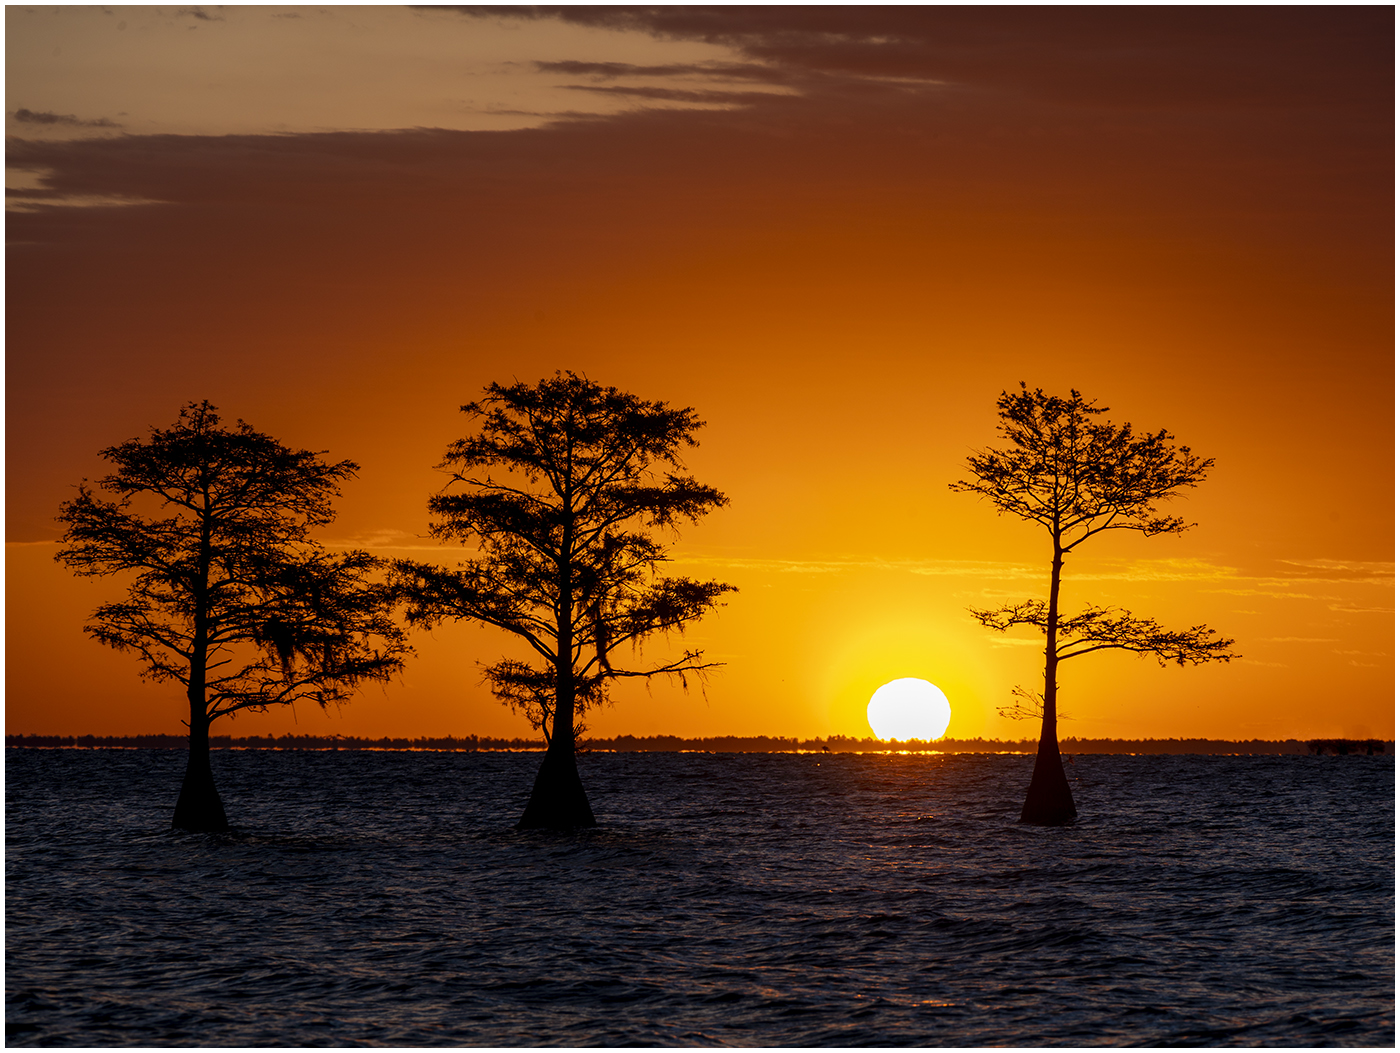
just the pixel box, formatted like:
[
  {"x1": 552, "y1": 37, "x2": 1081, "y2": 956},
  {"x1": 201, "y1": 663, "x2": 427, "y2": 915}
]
[{"x1": 5, "y1": 749, "x2": 1393, "y2": 1046}]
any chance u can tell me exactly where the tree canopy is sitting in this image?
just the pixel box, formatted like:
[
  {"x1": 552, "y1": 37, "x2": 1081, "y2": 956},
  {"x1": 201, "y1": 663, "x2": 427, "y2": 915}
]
[
  {"x1": 56, "y1": 401, "x2": 408, "y2": 830},
  {"x1": 952, "y1": 385, "x2": 1216, "y2": 547},
  {"x1": 396, "y1": 372, "x2": 734, "y2": 828}
]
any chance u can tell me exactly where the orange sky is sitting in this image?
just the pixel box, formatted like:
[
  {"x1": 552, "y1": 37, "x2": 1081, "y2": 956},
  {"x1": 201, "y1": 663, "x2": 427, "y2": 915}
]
[{"x1": 6, "y1": 7, "x2": 1393, "y2": 742}]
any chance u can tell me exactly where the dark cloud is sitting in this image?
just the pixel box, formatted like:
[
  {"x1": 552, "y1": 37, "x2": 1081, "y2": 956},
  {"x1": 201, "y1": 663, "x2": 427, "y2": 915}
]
[
  {"x1": 534, "y1": 59, "x2": 792, "y2": 85},
  {"x1": 454, "y1": 6, "x2": 1392, "y2": 113},
  {"x1": 563, "y1": 84, "x2": 788, "y2": 106},
  {"x1": 8, "y1": 8, "x2": 1388, "y2": 254},
  {"x1": 13, "y1": 108, "x2": 120, "y2": 128}
]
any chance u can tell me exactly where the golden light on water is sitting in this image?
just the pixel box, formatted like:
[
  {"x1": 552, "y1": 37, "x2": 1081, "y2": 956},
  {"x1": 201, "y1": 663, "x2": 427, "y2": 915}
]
[{"x1": 866, "y1": 678, "x2": 952, "y2": 741}]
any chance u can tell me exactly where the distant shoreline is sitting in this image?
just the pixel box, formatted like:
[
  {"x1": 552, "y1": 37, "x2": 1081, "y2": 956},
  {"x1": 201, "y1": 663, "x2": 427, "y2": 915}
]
[{"x1": 4, "y1": 733, "x2": 1392, "y2": 756}]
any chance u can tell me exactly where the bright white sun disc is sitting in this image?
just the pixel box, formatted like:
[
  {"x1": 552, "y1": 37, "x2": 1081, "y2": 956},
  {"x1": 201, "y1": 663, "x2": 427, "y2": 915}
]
[{"x1": 867, "y1": 678, "x2": 952, "y2": 741}]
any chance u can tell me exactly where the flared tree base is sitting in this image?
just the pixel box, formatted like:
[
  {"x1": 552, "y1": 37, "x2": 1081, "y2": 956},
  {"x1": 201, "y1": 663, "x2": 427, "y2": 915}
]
[
  {"x1": 172, "y1": 754, "x2": 229, "y2": 832},
  {"x1": 1019, "y1": 744, "x2": 1077, "y2": 826},
  {"x1": 517, "y1": 746, "x2": 596, "y2": 830}
]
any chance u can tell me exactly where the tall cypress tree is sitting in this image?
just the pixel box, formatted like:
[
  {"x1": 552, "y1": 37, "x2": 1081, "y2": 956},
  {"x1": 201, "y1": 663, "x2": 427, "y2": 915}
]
[
  {"x1": 56, "y1": 402, "x2": 408, "y2": 831},
  {"x1": 953, "y1": 385, "x2": 1236, "y2": 824},
  {"x1": 396, "y1": 373, "x2": 734, "y2": 830}
]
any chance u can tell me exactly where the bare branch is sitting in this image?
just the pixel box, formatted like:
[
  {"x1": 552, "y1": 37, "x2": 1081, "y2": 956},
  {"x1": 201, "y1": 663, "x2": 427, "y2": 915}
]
[{"x1": 998, "y1": 684, "x2": 1064, "y2": 722}]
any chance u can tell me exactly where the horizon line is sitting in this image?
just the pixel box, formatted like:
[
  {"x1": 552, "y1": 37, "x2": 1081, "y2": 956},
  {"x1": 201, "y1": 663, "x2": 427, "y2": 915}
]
[{"x1": 7, "y1": 732, "x2": 1392, "y2": 757}]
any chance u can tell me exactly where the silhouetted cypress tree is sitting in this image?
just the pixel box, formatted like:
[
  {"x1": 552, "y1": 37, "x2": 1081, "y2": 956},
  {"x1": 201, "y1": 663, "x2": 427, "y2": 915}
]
[
  {"x1": 56, "y1": 402, "x2": 409, "y2": 831},
  {"x1": 952, "y1": 385, "x2": 1236, "y2": 824},
  {"x1": 396, "y1": 373, "x2": 733, "y2": 830}
]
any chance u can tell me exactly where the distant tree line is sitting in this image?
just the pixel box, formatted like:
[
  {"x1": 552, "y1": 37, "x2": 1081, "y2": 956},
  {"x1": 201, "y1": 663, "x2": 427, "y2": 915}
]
[
  {"x1": 1302, "y1": 739, "x2": 1394, "y2": 757},
  {"x1": 8, "y1": 734, "x2": 1389, "y2": 756},
  {"x1": 5, "y1": 734, "x2": 539, "y2": 751}
]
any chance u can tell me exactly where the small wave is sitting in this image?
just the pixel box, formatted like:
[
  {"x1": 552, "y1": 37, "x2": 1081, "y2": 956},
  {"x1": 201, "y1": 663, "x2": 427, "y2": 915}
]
[{"x1": 4, "y1": 750, "x2": 1392, "y2": 1047}]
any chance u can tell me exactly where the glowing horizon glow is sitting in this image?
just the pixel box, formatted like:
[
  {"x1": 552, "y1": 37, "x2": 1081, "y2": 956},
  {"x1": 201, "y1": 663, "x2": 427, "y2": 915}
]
[{"x1": 866, "y1": 678, "x2": 952, "y2": 741}]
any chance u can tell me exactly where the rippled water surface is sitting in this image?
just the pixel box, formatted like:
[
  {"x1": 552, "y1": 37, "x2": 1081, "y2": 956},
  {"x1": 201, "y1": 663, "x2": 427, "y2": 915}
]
[{"x1": 6, "y1": 749, "x2": 1394, "y2": 1046}]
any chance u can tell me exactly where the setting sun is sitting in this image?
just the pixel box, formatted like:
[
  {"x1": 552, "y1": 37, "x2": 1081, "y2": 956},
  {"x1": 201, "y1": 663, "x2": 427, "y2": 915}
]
[{"x1": 867, "y1": 679, "x2": 952, "y2": 741}]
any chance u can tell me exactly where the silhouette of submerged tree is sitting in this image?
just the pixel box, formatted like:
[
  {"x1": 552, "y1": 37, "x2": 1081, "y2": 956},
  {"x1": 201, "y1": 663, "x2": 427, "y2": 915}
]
[
  {"x1": 952, "y1": 385, "x2": 1236, "y2": 824},
  {"x1": 395, "y1": 373, "x2": 734, "y2": 830},
  {"x1": 56, "y1": 402, "x2": 409, "y2": 832}
]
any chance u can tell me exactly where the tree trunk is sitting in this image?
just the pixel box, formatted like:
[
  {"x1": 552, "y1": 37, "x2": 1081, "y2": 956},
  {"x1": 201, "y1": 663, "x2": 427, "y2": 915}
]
[
  {"x1": 516, "y1": 683, "x2": 596, "y2": 830},
  {"x1": 173, "y1": 514, "x2": 228, "y2": 832},
  {"x1": 1020, "y1": 726, "x2": 1076, "y2": 825},
  {"x1": 172, "y1": 707, "x2": 229, "y2": 832},
  {"x1": 517, "y1": 549, "x2": 596, "y2": 831},
  {"x1": 516, "y1": 741, "x2": 596, "y2": 830},
  {"x1": 1021, "y1": 541, "x2": 1077, "y2": 825}
]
